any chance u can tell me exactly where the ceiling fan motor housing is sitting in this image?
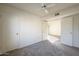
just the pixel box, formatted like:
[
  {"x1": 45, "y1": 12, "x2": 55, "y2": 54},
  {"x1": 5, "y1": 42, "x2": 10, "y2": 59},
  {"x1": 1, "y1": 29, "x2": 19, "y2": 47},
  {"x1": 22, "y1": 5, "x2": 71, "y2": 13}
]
[{"x1": 42, "y1": 4, "x2": 47, "y2": 8}]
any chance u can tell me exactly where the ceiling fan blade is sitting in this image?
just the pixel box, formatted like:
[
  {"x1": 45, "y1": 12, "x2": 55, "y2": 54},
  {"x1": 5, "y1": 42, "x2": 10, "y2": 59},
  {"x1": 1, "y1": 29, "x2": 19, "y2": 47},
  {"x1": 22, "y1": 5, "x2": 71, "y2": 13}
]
[{"x1": 46, "y1": 4, "x2": 56, "y2": 8}]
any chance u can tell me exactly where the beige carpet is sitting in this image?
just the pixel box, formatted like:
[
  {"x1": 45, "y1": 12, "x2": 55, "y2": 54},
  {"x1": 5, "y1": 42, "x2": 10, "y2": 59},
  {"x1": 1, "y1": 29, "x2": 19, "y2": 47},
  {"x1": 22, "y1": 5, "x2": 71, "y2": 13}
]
[{"x1": 1, "y1": 40, "x2": 79, "y2": 56}]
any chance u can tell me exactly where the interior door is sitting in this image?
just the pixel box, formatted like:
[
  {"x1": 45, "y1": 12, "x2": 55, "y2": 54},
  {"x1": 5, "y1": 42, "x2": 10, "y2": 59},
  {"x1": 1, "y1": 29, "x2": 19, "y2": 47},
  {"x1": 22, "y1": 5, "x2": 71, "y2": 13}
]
[
  {"x1": 2, "y1": 15, "x2": 20, "y2": 52},
  {"x1": 73, "y1": 14, "x2": 79, "y2": 48},
  {"x1": 61, "y1": 16, "x2": 73, "y2": 46}
]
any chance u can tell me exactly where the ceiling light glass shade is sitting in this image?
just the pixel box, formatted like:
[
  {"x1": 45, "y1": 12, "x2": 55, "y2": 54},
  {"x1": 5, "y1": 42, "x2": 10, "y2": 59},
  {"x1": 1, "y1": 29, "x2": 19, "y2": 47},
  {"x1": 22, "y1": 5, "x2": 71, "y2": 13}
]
[
  {"x1": 44, "y1": 9, "x2": 49, "y2": 13},
  {"x1": 42, "y1": 7, "x2": 49, "y2": 14}
]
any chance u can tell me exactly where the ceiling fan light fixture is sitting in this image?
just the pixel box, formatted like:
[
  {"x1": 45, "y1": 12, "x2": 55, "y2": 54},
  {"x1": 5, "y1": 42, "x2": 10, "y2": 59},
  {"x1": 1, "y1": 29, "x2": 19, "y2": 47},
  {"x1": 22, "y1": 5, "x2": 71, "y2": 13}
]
[
  {"x1": 44, "y1": 9, "x2": 49, "y2": 13},
  {"x1": 42, "y1": 7, "x2": 49, "y2": 14},
  {"x1": 41, "y1": 3, "x2": 49, "y2": 14}
]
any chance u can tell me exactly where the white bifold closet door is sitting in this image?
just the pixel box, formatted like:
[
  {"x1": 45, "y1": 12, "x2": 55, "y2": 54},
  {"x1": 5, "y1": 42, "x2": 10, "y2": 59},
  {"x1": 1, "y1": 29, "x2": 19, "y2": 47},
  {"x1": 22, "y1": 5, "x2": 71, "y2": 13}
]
[
  {"x1": 73, "y1": 14, "x2": 79, "y2": 48},
  {"x1": 61, "y1": 16, "x2": 73, "y2": 46}
]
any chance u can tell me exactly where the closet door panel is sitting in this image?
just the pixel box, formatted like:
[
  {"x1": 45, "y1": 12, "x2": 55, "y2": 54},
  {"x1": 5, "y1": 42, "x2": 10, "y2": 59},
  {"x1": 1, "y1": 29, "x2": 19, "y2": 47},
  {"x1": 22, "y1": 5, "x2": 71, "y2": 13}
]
[
  {"x1": 61, "y1": 16, "x2": 73, "y2": 46},
  {"x1": 73, "y1": 14, "x2": 79, "y2": 48},
  {"x1": 0, "y1": 17, "x2": 3, "y2": 54}
]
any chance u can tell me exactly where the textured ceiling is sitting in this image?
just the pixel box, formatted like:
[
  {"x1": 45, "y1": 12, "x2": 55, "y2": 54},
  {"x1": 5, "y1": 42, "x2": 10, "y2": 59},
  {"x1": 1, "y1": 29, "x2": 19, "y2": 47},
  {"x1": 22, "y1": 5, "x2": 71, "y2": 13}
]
[{"x1": 1, "y1": 3, "x2": 79, "y2": 19}]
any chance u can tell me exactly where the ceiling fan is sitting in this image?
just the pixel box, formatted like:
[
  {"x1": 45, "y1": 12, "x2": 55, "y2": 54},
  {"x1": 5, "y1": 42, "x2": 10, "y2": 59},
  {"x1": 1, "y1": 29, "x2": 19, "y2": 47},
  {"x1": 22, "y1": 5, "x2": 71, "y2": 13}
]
[
  {"x1": 41, "y1": 3, "x2": 56, "y2": 14},
  {"x1": 41, "y1": 3, "x2": 49, "y2": 14}
]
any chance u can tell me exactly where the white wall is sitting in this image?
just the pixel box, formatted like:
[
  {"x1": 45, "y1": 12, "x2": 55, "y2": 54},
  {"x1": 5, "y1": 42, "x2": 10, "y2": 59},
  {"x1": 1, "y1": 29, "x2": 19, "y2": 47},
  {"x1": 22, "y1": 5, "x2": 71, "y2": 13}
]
[
  {"x1": 0, "y1": 5, "x2": 43, "y2": 53},
  {"x1": 19, "y1": 13, "x2": 42, "y2": 48}
]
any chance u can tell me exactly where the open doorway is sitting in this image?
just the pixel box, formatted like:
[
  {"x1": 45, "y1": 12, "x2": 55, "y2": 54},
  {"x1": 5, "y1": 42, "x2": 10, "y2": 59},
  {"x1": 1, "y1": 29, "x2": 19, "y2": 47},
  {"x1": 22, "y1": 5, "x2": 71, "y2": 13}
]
[{"x1": 47, "y1": 20, "x2": 61, "y2": 43}]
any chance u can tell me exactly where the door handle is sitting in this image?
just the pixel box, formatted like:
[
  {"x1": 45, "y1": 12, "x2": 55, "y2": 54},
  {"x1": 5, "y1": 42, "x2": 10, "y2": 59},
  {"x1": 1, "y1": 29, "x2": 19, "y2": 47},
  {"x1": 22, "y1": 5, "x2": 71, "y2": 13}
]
[
  {"x1": 70, "y1": 32, "x2": 72, "y2": 34},
  {"x1": 16, "y1": 33, "x2": 19, "y2": 35}
]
